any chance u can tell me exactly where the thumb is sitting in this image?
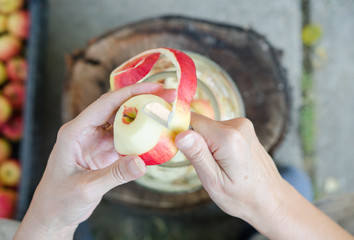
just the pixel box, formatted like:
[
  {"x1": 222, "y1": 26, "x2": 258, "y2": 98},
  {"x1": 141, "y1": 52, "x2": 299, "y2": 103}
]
[
  {"x1": 175, "y1": 130, "x2": 220, "y2": 183},
  {"x1": 91, "y1": 155, "x2": 146, "y2": 196}
]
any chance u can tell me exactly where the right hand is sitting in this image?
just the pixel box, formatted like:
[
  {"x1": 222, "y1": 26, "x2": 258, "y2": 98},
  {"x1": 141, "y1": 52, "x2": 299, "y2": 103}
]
[
  {"x1": 175, "y1": 114, "x2": 289, "y2": 226},
  {"x1": 176, "y1": 114, "x2": 354, "y2": 240}
]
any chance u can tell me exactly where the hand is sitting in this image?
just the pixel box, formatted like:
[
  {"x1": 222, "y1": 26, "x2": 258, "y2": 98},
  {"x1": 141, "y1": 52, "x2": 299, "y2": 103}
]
[
  {"x1": 176, "y1": 114, "x2": 354, "y2": 240},
  {"x1": 175, "y1": 114, "x2": 287, "y2": 224},
  {"x1": 14, "y1": 83, "x2": 169, "y2": 240}
]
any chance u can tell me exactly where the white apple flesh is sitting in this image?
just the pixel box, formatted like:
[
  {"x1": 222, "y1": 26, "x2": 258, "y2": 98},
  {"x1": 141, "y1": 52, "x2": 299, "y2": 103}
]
[{"x1": 115, "y1": 94, "x2": 171, "y2": 154}]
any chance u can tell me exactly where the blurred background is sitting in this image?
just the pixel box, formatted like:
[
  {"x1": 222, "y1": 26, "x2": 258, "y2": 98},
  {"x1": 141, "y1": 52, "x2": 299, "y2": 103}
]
[{"x1": 0, "y1": 0, "x2": 353, "y2": 239}]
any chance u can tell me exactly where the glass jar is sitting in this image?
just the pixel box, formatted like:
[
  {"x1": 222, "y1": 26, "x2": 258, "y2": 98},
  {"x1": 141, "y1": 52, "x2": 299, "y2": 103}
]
[{"x1": 136, "y1": 51, "x2": 245, "y2": 193}]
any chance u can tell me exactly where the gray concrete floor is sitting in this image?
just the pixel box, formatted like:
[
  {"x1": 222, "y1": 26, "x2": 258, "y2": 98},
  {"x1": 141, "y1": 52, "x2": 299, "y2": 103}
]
[
  {"x1": 38, "y1": 0, "x2": 354, "y2": 239},
  {"x1": 312, "y1": 0, "x2": 354, "y2": 198}
]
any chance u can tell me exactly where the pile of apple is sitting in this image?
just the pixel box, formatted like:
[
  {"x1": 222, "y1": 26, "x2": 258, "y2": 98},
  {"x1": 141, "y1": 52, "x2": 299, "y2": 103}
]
[{"x1": 0, "y1": 0, "x2": 29, "y2": 219}]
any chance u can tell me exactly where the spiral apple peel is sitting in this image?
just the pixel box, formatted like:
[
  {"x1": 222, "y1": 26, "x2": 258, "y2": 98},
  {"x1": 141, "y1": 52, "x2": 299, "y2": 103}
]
[{"x1": 110, "y1": 48, "x2": 197, "y2": 165}]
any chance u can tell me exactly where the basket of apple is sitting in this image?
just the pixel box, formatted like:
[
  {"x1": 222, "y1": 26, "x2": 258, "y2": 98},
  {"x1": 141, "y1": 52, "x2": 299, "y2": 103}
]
[{"x1": 0, "y1": 0, "x2": 29, "y2": 219}]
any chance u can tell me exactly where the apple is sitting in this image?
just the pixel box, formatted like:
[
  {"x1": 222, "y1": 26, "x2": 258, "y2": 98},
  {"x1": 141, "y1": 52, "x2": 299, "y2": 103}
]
[
  {"x1": 0, "y1": 62, "x2": 7, "y2": 86},
  {"x1": 0, "y1": 0, "x2": 23, "y2": 14},
  {"x1": 191, "y1": 99, "x2": 215, "y2": 120},
  {"x1": 3, "y1": 82, "x2": 25, "y2": 110},
  {"x1": 0, "y1": 115, "x2": 23, "y2": 141},
  {"x1": 6, "y1": 57, "x2": 28, "y2": 82},
  {"x1": 0, "y1": 95, "x2": 12, "y2": 125},
  {"x1": 111, "y1": 48, "x2": 197, "y2": 165},
  {"x1": 7, "y1": 10, "x2": 30, "y2": 39},
  {"x1": 0, "y1": 13, "x2": 7, "y2": 33},
  {"x1": 114, "y1": 94, "x2": 178, "y2": 165},
  {"x1": 0, "y1": 188, "x2": 16, "y2": 218},
  {"x1": 0, "y1": 159, "x2": 21, "y2": 187},
  {"x1": 0, "y1": 138, "x2": 11, "y2": 163},
  {"x1": 0, "y1": 34, "x2": 21, "y2": 61}
]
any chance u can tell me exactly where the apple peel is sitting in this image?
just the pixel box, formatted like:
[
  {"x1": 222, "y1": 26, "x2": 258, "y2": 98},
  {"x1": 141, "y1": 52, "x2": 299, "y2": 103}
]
[{"x1": 110, "y1": 48, "x2": 197, "y2": 165}]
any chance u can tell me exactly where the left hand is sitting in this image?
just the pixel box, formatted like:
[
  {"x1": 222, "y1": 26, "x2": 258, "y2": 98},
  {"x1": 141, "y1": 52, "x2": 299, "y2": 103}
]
[{"x1": 14, "y1": 83, "x2": 168, "y2": 240}]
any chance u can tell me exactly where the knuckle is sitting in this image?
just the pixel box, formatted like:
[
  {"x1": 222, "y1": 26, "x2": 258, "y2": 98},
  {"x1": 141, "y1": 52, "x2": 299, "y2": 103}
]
[
  {"x1": 239, "y1": 117, "x2": 255, "y2": 131},
  {"x1": 221, "y1": 128, "x2": 250, "y2": 151},
  {"x1": 98, "y1": 91, "x2": 120, "y2": 110},
  {"x1": 111, "y1": 165, "x2": 128, "y2": 183},
  {"x1": 57, "y1": 122, "x2": 71, "y2": 139},
  {"x1": 224, "y1": 128, "x2": 243, "y2": 144},
  {"x1": 189, "y1": 146, "x2": 207, "y2": 164}
]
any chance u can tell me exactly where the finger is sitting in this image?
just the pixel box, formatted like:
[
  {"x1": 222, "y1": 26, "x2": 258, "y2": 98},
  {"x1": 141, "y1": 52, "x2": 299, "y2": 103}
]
[
  {"x1": 155, "y1": 88, "x2": 176, "y2": 103},
  {"x1": 175, "y1": 130, "x2": 221, "y2": 187},
  {"x1": 103, "y1": 88, "x2": 175, "y2": 126},
  {"x1": 189, "y1": 112, "x2": 226, "y2": 150},
  {"x1": 221, "y1": 117, "x2": 257, "y2": 143},
  {"x1": 189, "y1": 113, "x2": 242, "y2": 180},
  {"x1": 74, "y1": 83, "x2": 163, "y2": 129},
  {"x1": 89, "y1": 155, "x2": 146, "y2": 196}
]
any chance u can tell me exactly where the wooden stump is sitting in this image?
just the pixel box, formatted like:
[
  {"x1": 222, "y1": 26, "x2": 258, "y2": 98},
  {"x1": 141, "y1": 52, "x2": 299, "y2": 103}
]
[{"x1": 63, "y1": 16, "x2": 290, "y2": 210}]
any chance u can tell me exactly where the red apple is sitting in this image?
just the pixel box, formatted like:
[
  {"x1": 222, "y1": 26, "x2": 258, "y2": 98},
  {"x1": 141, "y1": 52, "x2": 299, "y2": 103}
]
[
  {"x1": 114, "y1": 94, "x2": 179, "y2": 165},
  {"x1": 0, "y1": 95, "x2": 12, "y2": 125},
  {"x1": 0, "y1": 159, "x2": 21, "y2": 187},
  {"x1": 0, "y1": 0, "x2": 23, "y2": 14},
  {"x1": 7, "y1": 10, "x2": 30, "y2": 39},
  {"x1": 0, "y1": 62, "x2": 7, "y2": 86},
  {"x1": 0, "y1": 138, "x2": 11, "y2": 163},
  {"x1": 0, "y1": 13, "x2": 7, "y2": 33},
  {"x1": 111, "y1": 48, "x2": 197, "y2": 165},
  {"x1": 0, "y1": 34, "x2": 21, "y2": 61},
  {"x1": 3, "y1": 82, "x2": 25, "y2": 110},
  {"x1": 191, "y1": 99, "x2": 215, "y2": 120},
  {"x1": 5, "y1": 57, "x2": 28, "y2": 82},
  {"x1": 0, "y1": 188, "x2": 16, "y2": 218},
  {"x1": 0, "y1": 115, "x2": 23, "y2": 141}
]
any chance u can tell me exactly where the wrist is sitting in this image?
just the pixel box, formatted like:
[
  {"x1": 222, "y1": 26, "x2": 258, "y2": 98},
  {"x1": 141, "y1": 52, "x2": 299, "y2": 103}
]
[
  {"x1": 14, "y1": 206, "x2": 77, "y2": 240},
  {"x1": 243, "y1": 179, "x2": 293, "y2": 235},
  {"x1": 246, "y1": 181, "x2": 354, "y2": 240}
]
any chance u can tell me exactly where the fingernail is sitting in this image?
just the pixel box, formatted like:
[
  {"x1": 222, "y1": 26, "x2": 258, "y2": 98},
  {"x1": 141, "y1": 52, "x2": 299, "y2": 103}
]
[
  {"x1": 128, "y1": 157, "x2": 145, "y2": 177},
  {"x1": 177, "y1": 134, "x2": 195, "y2": 149}
]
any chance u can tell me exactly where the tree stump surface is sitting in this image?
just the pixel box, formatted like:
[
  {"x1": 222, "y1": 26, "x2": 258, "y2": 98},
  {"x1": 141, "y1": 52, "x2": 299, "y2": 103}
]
[{"x1": 63, "y1": 16, "x2": 290, "y2": 210}]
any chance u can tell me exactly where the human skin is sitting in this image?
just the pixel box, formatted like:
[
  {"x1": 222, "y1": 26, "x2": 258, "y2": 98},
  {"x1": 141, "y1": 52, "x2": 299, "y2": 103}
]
[
  {"x1": 13, "y1": 83, "x2": 172, "y2": 240},
  {"x1": 14, "y1": 83, "x2": 353, "y2": 240},
  {"x1": 175, "y1": 113, "x2": 354, "y2": 240}
]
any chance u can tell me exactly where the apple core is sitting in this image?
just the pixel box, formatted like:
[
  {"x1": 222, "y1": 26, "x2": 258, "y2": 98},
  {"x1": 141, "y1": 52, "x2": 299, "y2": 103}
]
[{"x1": 122, "y1": 106, "x2": 137, "y2": 125}]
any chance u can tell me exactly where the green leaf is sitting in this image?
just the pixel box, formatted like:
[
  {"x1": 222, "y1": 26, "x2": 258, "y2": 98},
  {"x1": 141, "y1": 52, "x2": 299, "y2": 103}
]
[{"x1": 302, "y1": 24, "x2": 322, "y2": 46}]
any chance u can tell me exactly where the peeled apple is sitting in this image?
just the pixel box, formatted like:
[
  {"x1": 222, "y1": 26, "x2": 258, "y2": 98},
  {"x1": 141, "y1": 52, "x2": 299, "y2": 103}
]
[{"x1": 110, "y1": 48, "x2": 197, "y2": 165}]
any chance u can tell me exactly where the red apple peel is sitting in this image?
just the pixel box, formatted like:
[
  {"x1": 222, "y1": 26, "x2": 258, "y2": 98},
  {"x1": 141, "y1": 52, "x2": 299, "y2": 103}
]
[{"x1": 110, "y1": 48, "x2": 197, "y2": 165}]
